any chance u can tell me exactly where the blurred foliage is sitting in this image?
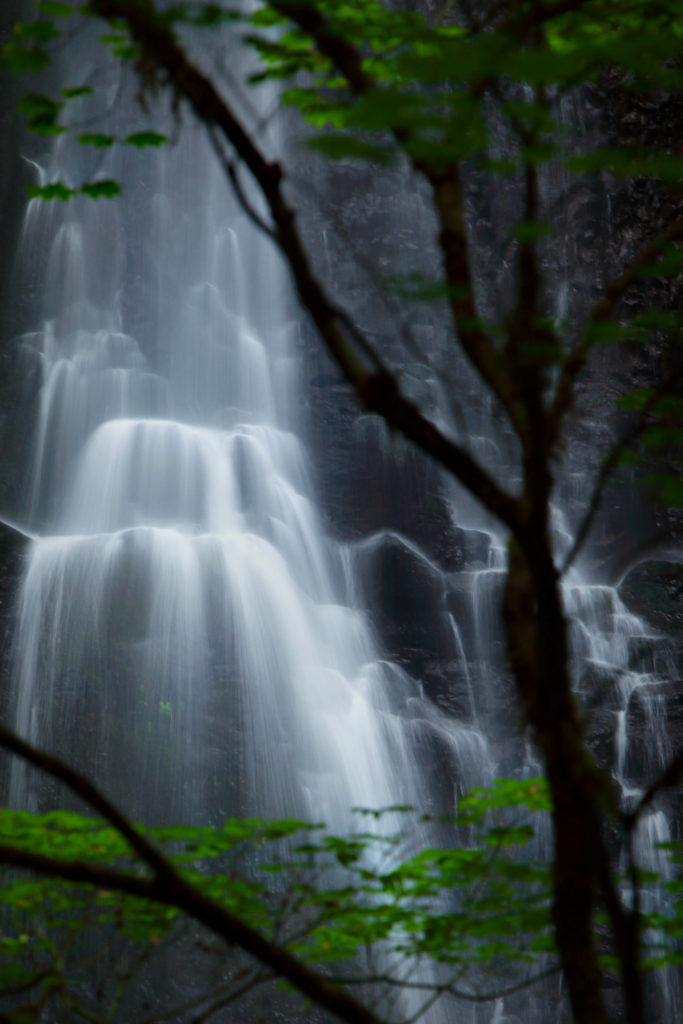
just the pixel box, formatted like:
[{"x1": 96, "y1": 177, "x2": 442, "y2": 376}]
[{"x1": 0, "y1": 778, "x2": 680, "y2": 1021}]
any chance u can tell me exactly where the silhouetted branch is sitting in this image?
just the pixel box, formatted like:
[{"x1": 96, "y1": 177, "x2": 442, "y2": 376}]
[
  {"x1": 624, "y1": 748, "x2": 683, "y2": 829},
  {"x1": 560, "y1": 369, "x2": 683, "y2": 575},
  {"x1": 208, "y1": 127, "x2": 277, "y2": 240},
  {"x1": 0, "y1": 970, "x2": 55, "y2": 999},
  {"x1": 327, "y1": 964, "x2": 562, "y2": 1003},
  {"x1": 0, "y1": 721, "x2": 386, "y2": 1024},
  {"x1": 188, "y1": 971, "x2": 272, "y2": 1024},
  {"x1": 270, "y1": 2, "x2": 526, "y2": 436},
  {"x1": 551, "y1": 215, "x2": 683, "y2": 439},
  {"x1": 593, "y1": 826, "x2": 644, "y2": 1024},
  {"x1": 0, "y1": 722, "x2": 172, "y2": 881},
  {"x1": 89, "y1": 0, "x2": 526, "y2": 538},
  {"x1": 0, "y1": 837, "x2": 387, "y2": 1024}
]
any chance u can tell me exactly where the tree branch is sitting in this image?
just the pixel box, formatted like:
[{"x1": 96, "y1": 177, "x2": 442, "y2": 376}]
[
  {"x1": 270, "y1": 2, "x2": 526, "y2": 437},
  {"x1": 0, "y1": 722, "x2": 172, "y2": 882},
  {"x1": 0, "y1": 841, "x2": 387, "y2": 1024},
  {"x1": 559, "y1": 379, "x2": 679, "y2": 576},
  {"x1": 550, "y1": 215, "x2": 683, "y2": 442},
  {"x1": 208, "y1": 127, "x2": 277, "y2": 241},
  {"x1": 0, "y1": 721, "x2": 387, "y2": 1024},
  {"x1": 89, "y1": 0, "x2": 525, "y2": 539},
  {"x1": 326, "y1": 964, "x2": 562, "y2": 1003},
  {"x1": 623, "y1": 747, "x2": 683, "y2": 829}
]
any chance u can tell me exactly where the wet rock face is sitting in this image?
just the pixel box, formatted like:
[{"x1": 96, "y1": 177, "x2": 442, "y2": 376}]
[
  {"x1": 0, "y1": 520, "x2": 29, "y2": 790},
  {"x1": 625, "y1": 682, "x2": 683, "y2": 784},
  {"x1": 586, "y1": 709, "x2": 618, "y2": 772},
  {"x1": 618, "y1": 560, "x2": 683, "y2": 638},
  {"x1": 306, "y1": 371, "x2": 447, "y2": 552},
  {"x1": 0, "y1": 520, "x2": 28, "y2": 654},
  {"x1": 421, "y1": 658, "x2": 475, "y2": 719},
  {"x1": 578, "y1": 663, "x2": 624, "y2": 713},
  {"x1": 354, "y1": 531, "x2": 452, "y2": 674}
]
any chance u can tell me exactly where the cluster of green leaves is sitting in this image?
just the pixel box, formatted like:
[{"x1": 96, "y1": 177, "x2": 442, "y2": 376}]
[
  {"x1": 5, "y1": 0, "x2": 683, "y2": 213},
  {"x1": 234, "y1": 0, "x2": 683, "y2": 178},
  {"x1": 0, "y1": 1, "x2": 71, "y2": 75},
  {"x1": 1, "y1": 778, "x2": 680, "y2": 1020},
  {"x1": 9, "y1": 0, "x2": 683, "y2": 178},
  {"x1": 0, "y1": 780, "x2": 558, "y2": 1020},
  {"x1": 2, "y1": 3, "x2": 168, "y2": 202}
]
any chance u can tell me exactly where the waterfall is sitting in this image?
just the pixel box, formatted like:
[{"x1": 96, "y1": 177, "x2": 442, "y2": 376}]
[
  {"x1": 2, "y1": 18, "x2": 681, "y2": 1024},
  {"x1": 5, "y1": 39, "x2": 495, "y2": 854}
]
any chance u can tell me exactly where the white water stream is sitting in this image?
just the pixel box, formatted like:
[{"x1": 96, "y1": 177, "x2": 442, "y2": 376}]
[
  {"x1": 3, "y1": 29, "x2": 680, "y2": 1024},
  {"x1": 6, "y1": 42, "x2": 496, "y2": 875}
]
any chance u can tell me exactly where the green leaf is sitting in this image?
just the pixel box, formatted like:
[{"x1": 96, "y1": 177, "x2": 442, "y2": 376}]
[
  {"x1": 514, "y1": 221, "x2": 553, "y2": 243},
  {"x1": 26, "y1": 182, "x2": 76, "y2": 201},
  {"x1": 522, "y1": 142, "x2": 556, "y2": 167},
  {"x1": 189, "y1": 3, "x2": 241, "y2": 26},
  {"x1": 80, "y1": 180, "x2": 122, "y2": 199},
  {"x1": 306, "y1": 134, "x2": 394, "y2": 164},
  {"x1": 633, "y1": 311, "x2": 682, "y2": 330},
  {"x1": 62, "y1": 86, "x2": 92, "y2": 98},
  {"x1": 125, "y1": 132, "x2": 168, "y2": 148},
  {"x1": 584, "y1": 321, "x2": 633, "y2": 344},
  {"x1": 13, "y1": 20, "x2": 59, "y2": 42},
  {"x1": 37, "y1": 1, "x2": 73, "y2": 14},
  {"x1": 642, "y1": 427, "x2": 683, "y2": 450},
  {"x1": 638, "y1": 245, "x2": 683, "y2": 279},
  {"x1": 568, "y1": 147, "x2": 683, "y2": 184},
  {"x1": 1, "y1": 40, "x2": 50, "y2": 73},
  {"x1": 77, "y1": 133, "x2": 115, "y2": 148},
  {"x1": 16, "y1": 92, "x2": 62, "y2": 118},
  {"x1": 17, "y1": 92, "x2": 64, "y2": 134},
  {"x1": 113, "y1": 44, "x2": 139, "y2": 61},
  {"x1": 644, "y1": 475, "x2": 683, "y2": 506},
  {"x1": 481, "y1": 157, "x2": 516, "y2": 174}
]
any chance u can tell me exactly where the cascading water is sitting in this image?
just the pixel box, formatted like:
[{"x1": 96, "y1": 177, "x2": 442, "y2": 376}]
[
  {"x1": 2, "y1": 16, "x2": 681, "y2": 1024},
  {"x1": 3, "y1": 18, "x2": 498, "y2": 975}
]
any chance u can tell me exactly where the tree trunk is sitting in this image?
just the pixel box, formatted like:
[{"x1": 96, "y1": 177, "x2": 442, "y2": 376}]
[{"x1": 504, "y1": 537, "x2": 613, "y2": 1024}]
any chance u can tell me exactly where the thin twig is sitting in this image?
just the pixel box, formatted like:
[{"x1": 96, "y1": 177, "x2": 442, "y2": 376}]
[
  {"x1": 551, "y1": 215, "x2": 683, "y2": 439},
  {"x1": 624, "y1": 748, "x2": 683, "y2": 829},
  {"x1": 0, "y1": 722, "x2": 172, "y2": 882},
  {"x1": 560, "y1": 370, "x2": 683, "y2": 576},
  {"x1": 208, "y1": 126, "x2": 277, "y2": 240},
  {"x1": 189, "y1": 970, "x2": 272, "y2": 1024}
]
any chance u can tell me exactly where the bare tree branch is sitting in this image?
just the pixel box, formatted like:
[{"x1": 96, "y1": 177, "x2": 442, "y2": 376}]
[
  {"x1": 89, "y1": 0, "x2": 526, "y2": 537},
  {"x1": 188, "y1": 971, "x2": 272, "y2": 1024},
  {"x1": 624, "y1": 747, "x2": 683, "y2": 829},
  {"x1": 208, "y1": 127, "x2": 277, "y2": 241},
  {"x1": 326, "y1": 964, "x2": 562, "y2": 1003},
  {"x1": 0, "y1": 838, "x2": 388, "y2": 1024},
  {"x1": 270, "y1": 2, "x2": 527, "y2": 437},
  {"x1": 0, "y1": 721, "x2": 386, "y2": 1024},
  {"x1": 550, "y1": 215, "x2": 683, "y2": 443},
  {"x1": 0, "y1": 722, "x2": 172, "y2": 881},
  {"x1": 559, "y1": 369, "x2": 683, "y2": 575}
]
